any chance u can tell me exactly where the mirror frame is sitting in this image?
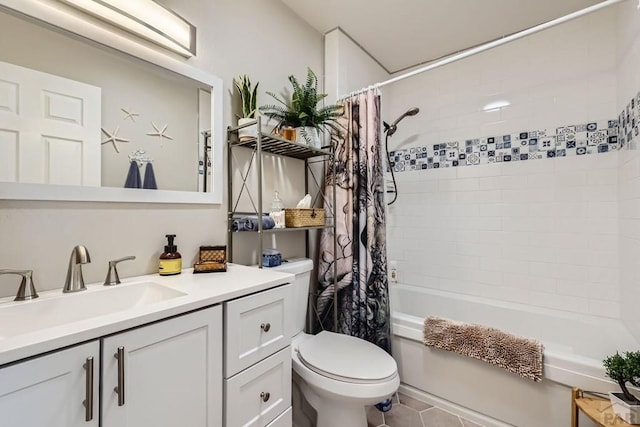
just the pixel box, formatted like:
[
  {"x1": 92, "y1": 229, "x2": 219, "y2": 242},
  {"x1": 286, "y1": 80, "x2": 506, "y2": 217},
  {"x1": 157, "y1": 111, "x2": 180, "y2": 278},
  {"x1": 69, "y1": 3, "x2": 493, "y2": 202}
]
[{"x1": 0, "y1": 0, "x2": 223, "y2": 204}]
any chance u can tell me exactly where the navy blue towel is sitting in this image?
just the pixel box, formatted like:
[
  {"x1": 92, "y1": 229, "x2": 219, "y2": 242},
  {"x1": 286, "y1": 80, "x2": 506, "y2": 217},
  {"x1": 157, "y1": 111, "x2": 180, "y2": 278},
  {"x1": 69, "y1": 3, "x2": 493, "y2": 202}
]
[
  {"x1": 232, "y1": 215, "x2": 276, "y2": 231},
  {"x1": 124, "y1": 161, "x2": 141, "y2": 188},
  {"x1": 143, "y1": 162, "x2": 157, "y2": 190}
]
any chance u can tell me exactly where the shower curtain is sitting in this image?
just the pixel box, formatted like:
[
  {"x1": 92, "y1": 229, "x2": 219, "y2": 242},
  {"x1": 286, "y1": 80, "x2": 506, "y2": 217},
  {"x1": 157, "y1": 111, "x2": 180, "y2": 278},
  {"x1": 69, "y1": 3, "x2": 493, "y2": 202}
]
[{"x1": 316, "y1": 89, "x2": 391, "y2": 354}]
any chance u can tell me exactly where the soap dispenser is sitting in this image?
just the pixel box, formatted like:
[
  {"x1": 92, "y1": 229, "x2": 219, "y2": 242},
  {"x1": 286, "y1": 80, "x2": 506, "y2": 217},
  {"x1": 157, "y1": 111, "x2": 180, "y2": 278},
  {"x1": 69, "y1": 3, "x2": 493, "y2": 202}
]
[{"x1": 159, "y1": 234, "x2": 182, "y2": 276}]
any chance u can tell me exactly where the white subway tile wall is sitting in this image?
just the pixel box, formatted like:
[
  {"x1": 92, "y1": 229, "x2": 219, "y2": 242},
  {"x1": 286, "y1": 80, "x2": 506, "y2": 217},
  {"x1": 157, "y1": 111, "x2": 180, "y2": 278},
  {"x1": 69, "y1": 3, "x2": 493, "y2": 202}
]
[{"x1": 384, "y1": 6, "x2": 633, "y2": 318}]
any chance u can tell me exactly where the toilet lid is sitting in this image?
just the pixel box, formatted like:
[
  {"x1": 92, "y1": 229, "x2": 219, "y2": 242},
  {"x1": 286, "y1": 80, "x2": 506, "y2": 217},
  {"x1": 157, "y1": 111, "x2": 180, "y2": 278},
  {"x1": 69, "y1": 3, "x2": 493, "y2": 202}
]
[{"x1": 297, "y1": 331, "x2": 397, "y2": 384}]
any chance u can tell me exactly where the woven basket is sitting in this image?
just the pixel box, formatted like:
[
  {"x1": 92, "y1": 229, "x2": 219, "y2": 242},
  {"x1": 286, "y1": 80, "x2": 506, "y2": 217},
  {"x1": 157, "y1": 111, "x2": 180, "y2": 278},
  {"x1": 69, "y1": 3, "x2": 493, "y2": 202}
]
[
  {"x1": 193, "y1": 245, "x2": 227, "y2": 273},
  {"x1": 284, "y1": 208, "x2": 325, "y2": 227}
]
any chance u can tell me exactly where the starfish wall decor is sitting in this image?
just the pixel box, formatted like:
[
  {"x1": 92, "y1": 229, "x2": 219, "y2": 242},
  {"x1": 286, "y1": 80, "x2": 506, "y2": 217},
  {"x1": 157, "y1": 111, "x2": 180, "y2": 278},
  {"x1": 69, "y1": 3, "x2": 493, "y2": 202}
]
[
  {"x1": 101, "y1": 126, "x2": 130, "y2": 153},
  {"x1": 121, "y1": 107, "x2": 140, "y2": 122},
  {"x1": 147, "y1": 122, "x2": 174, "y2": 144}
]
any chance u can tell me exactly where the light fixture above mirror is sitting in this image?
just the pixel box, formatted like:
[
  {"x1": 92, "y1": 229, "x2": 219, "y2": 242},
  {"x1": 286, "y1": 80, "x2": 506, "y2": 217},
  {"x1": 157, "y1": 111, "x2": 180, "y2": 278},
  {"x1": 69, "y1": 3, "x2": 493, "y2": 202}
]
[{"x1": 57, "y1": 0, "x2": 196, "y2": 57}]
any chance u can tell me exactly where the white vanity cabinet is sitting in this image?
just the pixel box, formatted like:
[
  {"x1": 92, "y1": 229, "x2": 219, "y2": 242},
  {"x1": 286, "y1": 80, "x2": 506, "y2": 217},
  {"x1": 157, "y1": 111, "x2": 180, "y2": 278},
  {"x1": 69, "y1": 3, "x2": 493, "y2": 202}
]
[
  {"x1": 102, "y1": 305, "x2": 223, "y2": 427},
  {"x1": 0, "y1": 305, "x2": 222, "y2": 427},
  {"x1": 0, "y1": 340, "x2": 100, "y2": 427},
  {"x1": 224, "y1": 284, "x2": 293, "y2": 427}
]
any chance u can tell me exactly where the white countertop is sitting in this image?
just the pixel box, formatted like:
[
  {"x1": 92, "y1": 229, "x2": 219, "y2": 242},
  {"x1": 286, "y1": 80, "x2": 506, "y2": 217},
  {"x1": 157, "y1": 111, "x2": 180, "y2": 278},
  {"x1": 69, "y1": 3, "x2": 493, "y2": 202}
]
[{"x1": 0, "y1": 264, "x2": 294, "y2": 366}]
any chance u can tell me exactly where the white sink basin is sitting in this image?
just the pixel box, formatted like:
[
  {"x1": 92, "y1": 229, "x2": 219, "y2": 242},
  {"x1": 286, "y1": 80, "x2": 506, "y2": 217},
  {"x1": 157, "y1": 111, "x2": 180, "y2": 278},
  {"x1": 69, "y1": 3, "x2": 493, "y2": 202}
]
[{"x1": 0, "y1": 282, "x2": 186, "y2": 339}]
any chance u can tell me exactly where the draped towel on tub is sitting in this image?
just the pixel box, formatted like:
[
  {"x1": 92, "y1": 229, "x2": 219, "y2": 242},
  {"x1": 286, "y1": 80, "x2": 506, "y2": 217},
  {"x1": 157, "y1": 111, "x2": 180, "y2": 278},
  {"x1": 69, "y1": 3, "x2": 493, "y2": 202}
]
[{"x1": 423, "y1": 316, "x2": 544, "y2": 382}]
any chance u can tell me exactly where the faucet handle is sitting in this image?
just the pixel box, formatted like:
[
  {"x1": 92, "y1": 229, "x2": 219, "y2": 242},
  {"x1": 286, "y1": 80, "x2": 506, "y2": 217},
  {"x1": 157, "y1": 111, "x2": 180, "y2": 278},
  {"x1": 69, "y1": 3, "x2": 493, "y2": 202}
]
[
  {"x1": 0, "y1": 269, "x2": 39, "y2": 301},
  {"x1": 104, "y1": 256, "x2": 136, "y2": 286}
]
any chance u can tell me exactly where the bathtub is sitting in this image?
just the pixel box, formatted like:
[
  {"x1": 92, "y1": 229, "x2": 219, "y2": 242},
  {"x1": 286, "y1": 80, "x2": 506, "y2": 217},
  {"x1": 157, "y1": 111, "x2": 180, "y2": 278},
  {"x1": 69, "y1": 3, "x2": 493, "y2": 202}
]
[{"x1": 390, "y1": 284, "x2": 639, "y2": 427}]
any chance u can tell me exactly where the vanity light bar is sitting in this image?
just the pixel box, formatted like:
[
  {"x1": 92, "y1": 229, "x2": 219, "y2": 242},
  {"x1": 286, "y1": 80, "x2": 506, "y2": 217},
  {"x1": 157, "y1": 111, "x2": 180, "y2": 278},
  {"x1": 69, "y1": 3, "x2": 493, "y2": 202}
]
[{"x1": 57, "y1": 0, "x2": 196, "y2": 57}]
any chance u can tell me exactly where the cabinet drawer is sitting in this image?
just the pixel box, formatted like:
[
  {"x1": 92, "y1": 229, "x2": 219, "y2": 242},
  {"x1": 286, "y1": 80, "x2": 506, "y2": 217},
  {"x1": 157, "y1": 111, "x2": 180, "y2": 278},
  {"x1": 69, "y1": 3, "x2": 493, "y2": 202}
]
[
  {"x1": 266, "y1": 407, "x2": 291, "y2": 427},
  {"x1": 225, "y1": 346, "x2": 292, "y2": 427},
  {"x1": 225, "y1": 284, "x2": 292, "y2": 376}
]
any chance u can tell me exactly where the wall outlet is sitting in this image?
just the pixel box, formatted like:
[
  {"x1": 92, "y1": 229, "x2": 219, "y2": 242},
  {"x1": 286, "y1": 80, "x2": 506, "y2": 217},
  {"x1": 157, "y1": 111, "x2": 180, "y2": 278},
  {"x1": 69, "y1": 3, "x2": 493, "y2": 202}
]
[{"x1": 389, "y1": 267, "x2": 398, "y2": 283}]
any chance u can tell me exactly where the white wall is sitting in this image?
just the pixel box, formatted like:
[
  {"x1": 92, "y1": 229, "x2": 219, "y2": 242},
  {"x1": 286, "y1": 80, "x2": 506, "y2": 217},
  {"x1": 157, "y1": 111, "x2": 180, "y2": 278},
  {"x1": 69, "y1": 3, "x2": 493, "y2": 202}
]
[
  {"x1": 324, "y1": 28, "x2": 389, "y2": 103},
  {"x1": 385, "y1": 6, "x2": 622, "y2": 317},
  {"x1": 0, "y1": 0, "x2": 323, "y2": 296},
  {"x1": 617, "y1": 0, "x2": 640, "y2": 340}
]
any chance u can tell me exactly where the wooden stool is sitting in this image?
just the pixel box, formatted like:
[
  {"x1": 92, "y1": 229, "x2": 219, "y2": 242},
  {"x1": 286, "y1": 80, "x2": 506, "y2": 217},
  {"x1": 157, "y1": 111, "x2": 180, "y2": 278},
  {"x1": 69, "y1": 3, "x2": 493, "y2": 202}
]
[{"x1": 572, "y1": 387, "x2": 633, "y2": 426}]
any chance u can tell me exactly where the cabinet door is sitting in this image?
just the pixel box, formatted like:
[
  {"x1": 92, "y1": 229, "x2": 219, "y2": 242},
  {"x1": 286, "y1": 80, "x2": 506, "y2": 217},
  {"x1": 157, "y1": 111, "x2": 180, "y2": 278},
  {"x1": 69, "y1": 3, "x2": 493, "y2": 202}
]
[
  {"x1": 102, "y1": 306, "x2": 222, "y2": 427},
  {"x1": 0, "y1": 341, "x2": 100, "y2": 427}
]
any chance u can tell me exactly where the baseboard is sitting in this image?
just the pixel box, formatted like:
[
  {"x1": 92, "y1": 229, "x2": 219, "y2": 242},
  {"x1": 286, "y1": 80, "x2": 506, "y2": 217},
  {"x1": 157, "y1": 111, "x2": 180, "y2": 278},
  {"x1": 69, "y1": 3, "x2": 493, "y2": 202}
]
[{"x1": 398, "y1": 383, "x2": 515, "y2": 427}]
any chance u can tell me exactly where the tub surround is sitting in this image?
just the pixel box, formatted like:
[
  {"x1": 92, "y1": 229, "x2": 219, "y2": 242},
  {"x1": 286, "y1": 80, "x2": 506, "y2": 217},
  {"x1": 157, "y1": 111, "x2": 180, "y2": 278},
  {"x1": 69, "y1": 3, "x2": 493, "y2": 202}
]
[
  {"x1": 391, "y1": 284, "x2": 638, "y2": 426},
  {"x1": 0, "y1": 264, "x2": 293, "y2": 366}
]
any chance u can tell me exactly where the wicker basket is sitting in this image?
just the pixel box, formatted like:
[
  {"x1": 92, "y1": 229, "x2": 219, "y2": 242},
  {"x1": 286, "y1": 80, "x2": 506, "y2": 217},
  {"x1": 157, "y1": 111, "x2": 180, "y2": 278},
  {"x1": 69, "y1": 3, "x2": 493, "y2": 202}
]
[
  {"x1": 193, "y1": 245, "x2": 227, "y2": 273},
  {"x1": 284, "y1": 208, "x2": 325, "y2": 227}
]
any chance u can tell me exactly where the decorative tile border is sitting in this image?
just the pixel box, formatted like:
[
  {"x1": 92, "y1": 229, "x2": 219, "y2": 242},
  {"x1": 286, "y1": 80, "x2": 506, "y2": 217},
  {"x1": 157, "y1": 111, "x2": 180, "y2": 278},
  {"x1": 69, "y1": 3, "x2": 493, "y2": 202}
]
[
  {"x1": 388, "y1": 92, "x2": 640, "y2": 173},
  {"x1": 619, "y1": 91, "x2": 640, "y2": 148}
]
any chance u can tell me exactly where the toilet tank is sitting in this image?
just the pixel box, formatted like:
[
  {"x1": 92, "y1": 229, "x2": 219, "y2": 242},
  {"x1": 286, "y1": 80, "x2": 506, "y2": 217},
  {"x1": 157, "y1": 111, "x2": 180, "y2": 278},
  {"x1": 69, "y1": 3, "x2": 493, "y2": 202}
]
[{"x1": 269, "y1": 258, "x2": 313, "y2": 335}]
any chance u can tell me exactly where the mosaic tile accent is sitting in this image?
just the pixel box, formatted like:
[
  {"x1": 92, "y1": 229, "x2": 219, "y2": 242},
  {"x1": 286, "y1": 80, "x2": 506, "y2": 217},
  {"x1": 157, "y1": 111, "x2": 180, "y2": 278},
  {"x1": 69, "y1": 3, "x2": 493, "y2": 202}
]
[
  {"x1": 389, "y1": 120, "x2": 620, "y2": 172},
  {"x1": 619, "y1": 91, "x2": 640, "y2": 149},
  {"x1": 388, "y1": 92, "x2": 640, "y2": 173}
]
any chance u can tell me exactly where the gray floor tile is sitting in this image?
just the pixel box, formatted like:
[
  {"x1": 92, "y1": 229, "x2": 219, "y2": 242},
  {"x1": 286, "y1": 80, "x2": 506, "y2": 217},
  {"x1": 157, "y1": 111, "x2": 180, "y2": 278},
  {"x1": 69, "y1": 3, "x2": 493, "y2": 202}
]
[
  {"x1": 398, "y1": 393, "x2": 434, "y2": 411},
  {"x1": 366, "y1": 405, "x2": 385, "y2": 427},
  {"x1": 384, "y1": 404, "x2": 423, "y2": 427},
  {"x1": 421, "y1": 407, "x2": 464, "y2": 427},
  {"x1": 461, "y1": 419, "x2": 483, "y2": 427}
]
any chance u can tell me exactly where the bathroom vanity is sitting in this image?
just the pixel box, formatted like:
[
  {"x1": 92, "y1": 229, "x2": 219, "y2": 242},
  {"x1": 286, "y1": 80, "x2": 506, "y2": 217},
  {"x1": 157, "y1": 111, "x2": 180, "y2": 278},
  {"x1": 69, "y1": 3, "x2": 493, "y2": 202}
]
[{"x1": 0, "y1": 264, "x2": 294, "y2": 427}]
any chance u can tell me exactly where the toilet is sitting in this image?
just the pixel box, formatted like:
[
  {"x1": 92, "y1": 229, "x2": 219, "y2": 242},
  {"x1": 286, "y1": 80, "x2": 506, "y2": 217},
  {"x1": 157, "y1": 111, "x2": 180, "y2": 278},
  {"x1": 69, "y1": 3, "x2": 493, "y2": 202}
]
[{"x1": 270, "y1": 258, "x2": 399, "y2": 427}]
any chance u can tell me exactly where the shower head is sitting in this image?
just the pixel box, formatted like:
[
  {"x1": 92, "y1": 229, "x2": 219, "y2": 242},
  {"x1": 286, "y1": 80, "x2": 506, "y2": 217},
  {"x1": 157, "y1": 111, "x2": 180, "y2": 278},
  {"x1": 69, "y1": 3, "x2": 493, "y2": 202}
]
[{"x1": 384, "y1": 107, "x2": 420, "y2": 137}]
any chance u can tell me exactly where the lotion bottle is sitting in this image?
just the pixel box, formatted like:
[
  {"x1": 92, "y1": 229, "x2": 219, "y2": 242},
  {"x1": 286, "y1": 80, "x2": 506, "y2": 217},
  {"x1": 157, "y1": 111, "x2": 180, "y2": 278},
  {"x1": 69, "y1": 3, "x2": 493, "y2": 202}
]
[{"x1": 159, "y1": 234, "x2": 182, "y2": 276}]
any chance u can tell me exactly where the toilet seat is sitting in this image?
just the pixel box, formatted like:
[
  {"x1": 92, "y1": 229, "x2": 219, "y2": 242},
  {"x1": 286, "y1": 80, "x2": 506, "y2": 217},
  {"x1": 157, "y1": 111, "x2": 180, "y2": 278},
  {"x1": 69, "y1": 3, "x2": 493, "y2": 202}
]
[{"x1": 296, "y1": 331, "x2": 397, "y2": 384}]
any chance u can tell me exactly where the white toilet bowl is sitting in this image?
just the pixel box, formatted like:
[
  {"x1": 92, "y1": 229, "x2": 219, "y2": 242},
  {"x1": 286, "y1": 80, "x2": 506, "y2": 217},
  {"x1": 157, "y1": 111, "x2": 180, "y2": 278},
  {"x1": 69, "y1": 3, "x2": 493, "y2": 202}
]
[
  {"x1": 268, "y1": 259, "x2": 398, "y2": 427},
  {"x1": 291, "y1": 331, "x2": 399, "y2": 427}
]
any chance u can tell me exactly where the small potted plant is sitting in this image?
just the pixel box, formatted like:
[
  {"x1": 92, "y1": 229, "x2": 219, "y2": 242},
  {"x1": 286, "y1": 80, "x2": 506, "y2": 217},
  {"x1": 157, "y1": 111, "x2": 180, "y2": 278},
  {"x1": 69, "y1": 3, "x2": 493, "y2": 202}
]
[
  {"x1": 259, "y1": 67, "x2": 343, "y2": 148},
  {"x1": 604, "y1": 351, "x2": 640, "y2": 424},
  {"x1": 234, "y1": 74, "x2": 259, "y2": 141}
]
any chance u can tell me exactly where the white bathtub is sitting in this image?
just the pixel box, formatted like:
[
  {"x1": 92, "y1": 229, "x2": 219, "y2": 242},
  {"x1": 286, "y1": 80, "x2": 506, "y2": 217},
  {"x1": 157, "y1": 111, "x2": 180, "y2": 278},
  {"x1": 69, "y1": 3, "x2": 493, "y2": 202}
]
[{"x1": 390, "y1": 284, "x2": 639, "y2": 427}]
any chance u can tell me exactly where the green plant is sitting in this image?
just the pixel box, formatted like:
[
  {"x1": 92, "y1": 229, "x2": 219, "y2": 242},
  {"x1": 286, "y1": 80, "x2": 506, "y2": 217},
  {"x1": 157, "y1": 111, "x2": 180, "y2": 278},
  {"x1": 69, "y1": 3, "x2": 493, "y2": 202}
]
[
  {"x1": 234, "y1": 75, "x2": 259, "y2": 119},
  {"x1": 259, "y1": 68, "x2": 343, "y2": 141},
  {"x1": 604, "y1": 351, "x2": 640, "y2": 402}
]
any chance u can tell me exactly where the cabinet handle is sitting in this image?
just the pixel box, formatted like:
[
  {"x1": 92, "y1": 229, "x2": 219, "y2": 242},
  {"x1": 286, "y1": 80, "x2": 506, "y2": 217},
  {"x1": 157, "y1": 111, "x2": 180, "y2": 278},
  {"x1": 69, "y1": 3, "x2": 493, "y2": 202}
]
[
  {"x1": 260, "y1": 391, "x2": 270, "y2": 402},
  {"x1": 114, "y1": 346, "x2": 125, "y2": 406},
  {"x1": 260, "y1": 322, "x2": 271, "y2": 332},
  {"x1": 83, "y1": 357, "x2": 94, "y2": 422}
]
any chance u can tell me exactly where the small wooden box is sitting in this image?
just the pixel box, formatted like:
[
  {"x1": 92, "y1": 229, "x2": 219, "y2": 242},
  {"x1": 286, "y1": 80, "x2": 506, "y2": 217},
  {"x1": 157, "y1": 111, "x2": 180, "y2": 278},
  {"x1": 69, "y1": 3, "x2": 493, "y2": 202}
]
[
  {"x1": 284, "y1": 208, "x2": 325, "y2": 227},
  {"x1": 193, "y1": 245, "x2": 227, "y2": 273}
]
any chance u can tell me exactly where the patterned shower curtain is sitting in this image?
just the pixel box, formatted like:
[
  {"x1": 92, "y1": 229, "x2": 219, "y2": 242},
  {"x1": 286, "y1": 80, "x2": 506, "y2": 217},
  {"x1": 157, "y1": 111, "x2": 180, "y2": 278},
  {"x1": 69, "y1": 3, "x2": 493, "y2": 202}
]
[{"x1": 316, "y1": 89, "x2": 391, "y2": 354}]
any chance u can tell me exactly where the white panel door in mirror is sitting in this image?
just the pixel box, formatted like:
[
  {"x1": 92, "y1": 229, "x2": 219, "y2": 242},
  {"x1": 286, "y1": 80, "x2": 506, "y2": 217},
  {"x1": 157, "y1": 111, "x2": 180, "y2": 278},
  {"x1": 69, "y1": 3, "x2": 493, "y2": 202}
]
[{"x1": 0, "y1": 61, "x2": 101, "y2": 186}]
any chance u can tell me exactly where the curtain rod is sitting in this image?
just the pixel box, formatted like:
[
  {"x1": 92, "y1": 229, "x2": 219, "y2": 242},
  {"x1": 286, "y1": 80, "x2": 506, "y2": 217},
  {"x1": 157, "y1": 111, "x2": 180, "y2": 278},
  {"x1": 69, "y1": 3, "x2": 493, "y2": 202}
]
[{"x1": 340, "y1": 0, "x2": 627, "y2": 97}]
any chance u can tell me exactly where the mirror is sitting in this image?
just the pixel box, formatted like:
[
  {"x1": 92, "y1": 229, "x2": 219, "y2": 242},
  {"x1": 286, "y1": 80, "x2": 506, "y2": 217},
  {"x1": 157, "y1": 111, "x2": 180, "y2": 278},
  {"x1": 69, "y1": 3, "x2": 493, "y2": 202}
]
[{"x1": 0, "y1": 1, "x2": 223, "y2": 203}]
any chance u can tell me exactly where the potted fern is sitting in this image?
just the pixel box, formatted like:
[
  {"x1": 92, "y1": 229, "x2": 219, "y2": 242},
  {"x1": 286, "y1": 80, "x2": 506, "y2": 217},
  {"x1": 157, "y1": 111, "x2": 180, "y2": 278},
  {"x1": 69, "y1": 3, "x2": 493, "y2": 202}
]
[
  {"x1": 234, "y1": 74, "x2": 259, "y2": 141},
  {"x1": 604, "y1": 351, "x2": 640, "y2": 424},
  {"x1": 260, "y1": 68, "x2": 343, "y2": 148}
]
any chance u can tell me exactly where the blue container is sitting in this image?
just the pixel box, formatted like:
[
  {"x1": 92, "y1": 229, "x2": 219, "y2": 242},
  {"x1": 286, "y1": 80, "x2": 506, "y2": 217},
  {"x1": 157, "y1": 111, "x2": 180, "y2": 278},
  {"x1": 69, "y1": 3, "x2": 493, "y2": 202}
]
[{"x1": 262, "y1": 249, "x2": 282, "y2": 267}]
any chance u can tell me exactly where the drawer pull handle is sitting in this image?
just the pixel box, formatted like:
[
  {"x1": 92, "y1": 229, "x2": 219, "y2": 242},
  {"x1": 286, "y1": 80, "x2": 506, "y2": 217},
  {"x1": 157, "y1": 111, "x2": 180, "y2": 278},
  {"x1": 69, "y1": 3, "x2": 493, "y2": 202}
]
[
  {"x1": 260, "y1": 323, "x2": 271, "y2": 332},
  {"x1": 83, "y1": 356, "x2": 94, "y2": 421},
  {"x1": 260, "y1": 391, "x2": 271, "y2": 402},
  {"x1": 114, "y1": 346, "x2": 125, "y2": 406}
]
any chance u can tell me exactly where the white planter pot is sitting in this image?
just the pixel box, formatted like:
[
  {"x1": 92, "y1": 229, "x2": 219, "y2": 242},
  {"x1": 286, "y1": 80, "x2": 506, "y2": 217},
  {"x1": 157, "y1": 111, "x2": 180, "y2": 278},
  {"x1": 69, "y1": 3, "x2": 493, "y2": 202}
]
[
  {"x1": 238, "y1": 117, "x2": 258, "y2": 141},
  {"x1": 609, "y1": 392, "x2": 640, "y2": 424},
  {"x1": 295, "y1": 126, "x2": 321, "y2": 149}
]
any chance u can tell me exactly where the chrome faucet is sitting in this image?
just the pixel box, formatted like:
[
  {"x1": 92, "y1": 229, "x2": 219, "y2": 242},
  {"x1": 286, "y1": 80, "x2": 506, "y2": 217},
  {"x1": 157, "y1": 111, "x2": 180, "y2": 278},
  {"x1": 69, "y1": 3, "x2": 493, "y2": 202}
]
[
  {"x1": 103, "y1": 256, "x2": 136, "y2": 286},
  {"x1": 63, "y1": 245, "x2": 91, "y2": 293},
  {"x1": 0, "y1": 270, "x2": 39, "y2": 301}
]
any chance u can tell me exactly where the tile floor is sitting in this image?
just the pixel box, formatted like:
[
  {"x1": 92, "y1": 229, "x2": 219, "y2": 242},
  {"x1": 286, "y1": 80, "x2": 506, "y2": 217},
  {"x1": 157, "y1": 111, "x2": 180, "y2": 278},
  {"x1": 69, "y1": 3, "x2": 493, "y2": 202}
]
[{"x1": 366, "y1": 393, "x2": 483, "y2": 427}]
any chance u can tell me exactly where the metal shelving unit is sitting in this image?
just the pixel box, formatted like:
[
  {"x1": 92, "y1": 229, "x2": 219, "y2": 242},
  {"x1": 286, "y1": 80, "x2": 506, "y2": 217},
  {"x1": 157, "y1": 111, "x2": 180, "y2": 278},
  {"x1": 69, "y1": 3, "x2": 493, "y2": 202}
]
[
  {"x1": 226, "y1": 117, "x2": 337, "y2": 261},
  {"x1": 226, "y1": 117, "x2": 338, "y2": 330}
]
